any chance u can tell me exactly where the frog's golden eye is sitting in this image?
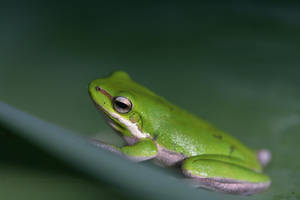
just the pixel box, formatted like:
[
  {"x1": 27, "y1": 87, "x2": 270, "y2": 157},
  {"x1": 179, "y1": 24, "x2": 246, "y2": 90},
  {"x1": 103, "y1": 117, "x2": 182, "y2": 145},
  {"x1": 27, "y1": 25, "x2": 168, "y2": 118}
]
[{"x1": 113, "y1": 96, "x2": 132, "y2": 114}]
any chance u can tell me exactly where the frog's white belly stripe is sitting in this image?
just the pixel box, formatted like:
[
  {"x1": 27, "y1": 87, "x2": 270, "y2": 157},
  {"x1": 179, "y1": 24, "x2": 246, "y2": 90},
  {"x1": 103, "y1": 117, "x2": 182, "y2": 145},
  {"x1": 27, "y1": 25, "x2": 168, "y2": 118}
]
[{"x1": 109, "y1": 111, "x2": 150, "y2": 139}]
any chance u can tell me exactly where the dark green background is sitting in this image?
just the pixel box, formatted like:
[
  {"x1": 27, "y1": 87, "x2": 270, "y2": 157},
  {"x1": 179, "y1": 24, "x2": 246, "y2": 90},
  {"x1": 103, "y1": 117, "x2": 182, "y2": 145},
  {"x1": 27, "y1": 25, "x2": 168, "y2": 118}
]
[{"x1": 0, "y1": 1, "x2": 299, "y2": 200}]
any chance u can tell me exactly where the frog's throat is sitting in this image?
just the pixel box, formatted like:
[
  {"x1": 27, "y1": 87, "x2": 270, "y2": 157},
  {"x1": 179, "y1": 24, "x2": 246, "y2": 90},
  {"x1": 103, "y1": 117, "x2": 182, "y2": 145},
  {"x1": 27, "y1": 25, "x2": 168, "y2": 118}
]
[
  {"x1": 107, "y1": 110, "x2": 150, "y2": 139},
  {"x1": 93, "y1": 100, "x2": 150, "y2": 139}
]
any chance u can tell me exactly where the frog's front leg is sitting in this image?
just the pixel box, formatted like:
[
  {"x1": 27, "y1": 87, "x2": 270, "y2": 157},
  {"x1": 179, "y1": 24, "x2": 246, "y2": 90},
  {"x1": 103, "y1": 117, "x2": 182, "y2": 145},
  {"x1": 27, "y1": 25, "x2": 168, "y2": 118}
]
[
  {"x1": 182, "y1": 155, "x2": 271, "y2": 195},
  {"x1": 89, "y1": 138, "x2": 158, "y2": 162}
]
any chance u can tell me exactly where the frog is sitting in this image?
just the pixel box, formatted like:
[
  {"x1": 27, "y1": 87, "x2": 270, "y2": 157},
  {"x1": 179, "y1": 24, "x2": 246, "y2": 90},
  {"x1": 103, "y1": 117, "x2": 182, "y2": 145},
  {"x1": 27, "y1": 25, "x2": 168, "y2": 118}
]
[{"x1": 88, "y1": 71, "x2": 271, "y2": 195}]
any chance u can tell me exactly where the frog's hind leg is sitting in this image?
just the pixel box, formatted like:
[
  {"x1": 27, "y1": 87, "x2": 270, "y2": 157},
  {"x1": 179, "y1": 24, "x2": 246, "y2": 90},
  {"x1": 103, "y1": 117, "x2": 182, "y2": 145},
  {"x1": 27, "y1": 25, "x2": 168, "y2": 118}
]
[
  {"x1": 182, "y1": 155, "x2": 271, "y2": 195},
  {"x1": 256, "y1": 149, "x2": 272, "y2": 168}
]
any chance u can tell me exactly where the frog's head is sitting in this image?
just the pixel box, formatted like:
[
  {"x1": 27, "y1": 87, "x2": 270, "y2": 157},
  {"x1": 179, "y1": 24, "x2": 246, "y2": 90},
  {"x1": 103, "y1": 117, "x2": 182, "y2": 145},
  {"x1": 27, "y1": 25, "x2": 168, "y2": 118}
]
[{"x1": 89, "y1": 71, "x2": 170, "y2": 139}]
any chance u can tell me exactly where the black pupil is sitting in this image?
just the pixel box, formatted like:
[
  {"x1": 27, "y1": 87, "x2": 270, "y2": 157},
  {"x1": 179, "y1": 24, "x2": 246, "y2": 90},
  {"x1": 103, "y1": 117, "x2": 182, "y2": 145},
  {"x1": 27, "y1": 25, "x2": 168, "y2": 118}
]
[{"x1": 116, "y1": 101, "x2": 128, "y2": 109}]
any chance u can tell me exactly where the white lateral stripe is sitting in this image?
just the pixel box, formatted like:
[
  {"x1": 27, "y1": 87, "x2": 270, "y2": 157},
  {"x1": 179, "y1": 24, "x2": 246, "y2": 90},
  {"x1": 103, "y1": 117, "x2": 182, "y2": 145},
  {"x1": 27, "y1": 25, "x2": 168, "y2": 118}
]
[{"x1": 109, "y1": 111, "x2": 150, "y2": 139}]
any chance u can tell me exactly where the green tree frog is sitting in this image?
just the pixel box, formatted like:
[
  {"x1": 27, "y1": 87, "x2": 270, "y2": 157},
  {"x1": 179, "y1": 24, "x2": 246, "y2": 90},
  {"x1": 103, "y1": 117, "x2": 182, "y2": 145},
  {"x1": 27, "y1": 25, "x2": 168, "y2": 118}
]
[{"x1": 88, "y1": 71, "x2": 271, "y2": 195}]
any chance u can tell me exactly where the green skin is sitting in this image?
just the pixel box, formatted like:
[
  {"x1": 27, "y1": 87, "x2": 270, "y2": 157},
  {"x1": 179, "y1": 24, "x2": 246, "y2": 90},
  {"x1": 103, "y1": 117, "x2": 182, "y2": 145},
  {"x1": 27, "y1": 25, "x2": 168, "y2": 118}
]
[{"x1": 89, "y1": 71, "x2": 271, "y2": 195}]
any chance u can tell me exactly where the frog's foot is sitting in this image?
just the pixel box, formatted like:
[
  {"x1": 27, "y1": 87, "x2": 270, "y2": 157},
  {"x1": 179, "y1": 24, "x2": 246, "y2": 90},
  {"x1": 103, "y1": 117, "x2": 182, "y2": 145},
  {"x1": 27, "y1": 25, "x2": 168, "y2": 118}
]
[
  {"x1": 256, "y1": 149, "x2": 272, "y2": 168},
  {"x1": 182, "y1": 155, "x2": 271, "y2": 195},
  {"x1": 89, "y1": 138, "x2": 157, "y2": 162},
  {"x1": 89, "y1": 138, "x2": 123, "y2": 156}
]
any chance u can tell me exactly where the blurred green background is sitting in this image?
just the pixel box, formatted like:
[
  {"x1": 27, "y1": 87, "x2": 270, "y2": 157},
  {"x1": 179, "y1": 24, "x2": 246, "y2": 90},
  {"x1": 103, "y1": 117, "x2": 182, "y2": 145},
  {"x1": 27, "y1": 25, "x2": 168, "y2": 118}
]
[{"x1": 0, "y1": 1, "x2": 300, "y2": 200}]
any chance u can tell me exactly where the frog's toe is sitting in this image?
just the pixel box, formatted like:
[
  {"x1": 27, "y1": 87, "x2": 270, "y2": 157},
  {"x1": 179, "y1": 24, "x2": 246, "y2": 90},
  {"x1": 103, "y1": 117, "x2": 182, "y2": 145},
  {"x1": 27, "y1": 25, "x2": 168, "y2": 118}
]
[{"x1": 256, "y1": 149, "x2": 272, "y2": 168}]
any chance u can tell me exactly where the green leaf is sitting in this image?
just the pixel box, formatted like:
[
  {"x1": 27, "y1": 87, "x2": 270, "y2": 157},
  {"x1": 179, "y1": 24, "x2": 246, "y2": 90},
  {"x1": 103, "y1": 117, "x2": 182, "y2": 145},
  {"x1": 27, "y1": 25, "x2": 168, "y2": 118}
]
[{"x1": 0, "y1": 101, "x2": 227, "y2": 200}]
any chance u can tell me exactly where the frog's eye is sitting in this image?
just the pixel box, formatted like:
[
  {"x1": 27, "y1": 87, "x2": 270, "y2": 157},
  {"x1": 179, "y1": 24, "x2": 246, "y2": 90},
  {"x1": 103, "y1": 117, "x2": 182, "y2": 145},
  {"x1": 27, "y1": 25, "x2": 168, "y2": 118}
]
[{"x1": 113, "y1": 96, "x2": 132, "y2": 114}]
